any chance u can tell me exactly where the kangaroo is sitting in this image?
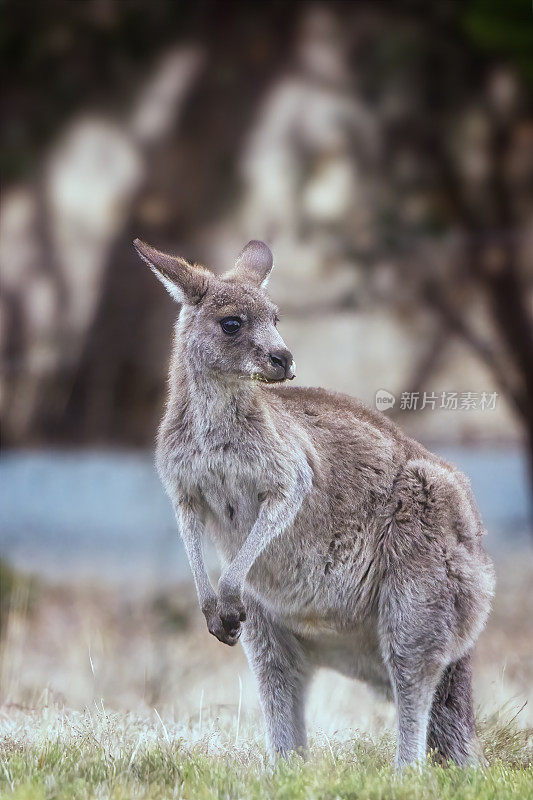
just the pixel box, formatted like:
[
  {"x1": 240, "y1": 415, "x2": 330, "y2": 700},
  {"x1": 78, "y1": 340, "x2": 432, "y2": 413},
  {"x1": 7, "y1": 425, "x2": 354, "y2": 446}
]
[{"x1": 133, "y1": 237, "x2": 495, "y2": 767}]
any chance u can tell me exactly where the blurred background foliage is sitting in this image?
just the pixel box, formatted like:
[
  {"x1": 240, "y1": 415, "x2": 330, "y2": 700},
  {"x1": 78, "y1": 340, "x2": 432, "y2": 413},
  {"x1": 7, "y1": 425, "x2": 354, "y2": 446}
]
[
  {"x1": 2, "y1": 1, "x2": 532, "y2": 180},
  {"x1": 463, "y1": 0, "x2": 533, "y2": 86}
]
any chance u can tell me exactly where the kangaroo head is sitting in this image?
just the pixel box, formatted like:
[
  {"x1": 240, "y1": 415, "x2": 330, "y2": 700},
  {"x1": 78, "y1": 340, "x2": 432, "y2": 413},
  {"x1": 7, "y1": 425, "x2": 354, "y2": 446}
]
[{"x1": 133, "y1": 238, "x2": 295, "y2": 383}]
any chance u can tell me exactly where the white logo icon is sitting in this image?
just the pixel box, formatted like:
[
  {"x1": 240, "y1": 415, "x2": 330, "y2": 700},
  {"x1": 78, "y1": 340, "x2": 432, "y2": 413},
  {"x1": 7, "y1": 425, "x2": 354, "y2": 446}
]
[{"x1": 375, "y1": 389, "x2": 396, "y2": 411}]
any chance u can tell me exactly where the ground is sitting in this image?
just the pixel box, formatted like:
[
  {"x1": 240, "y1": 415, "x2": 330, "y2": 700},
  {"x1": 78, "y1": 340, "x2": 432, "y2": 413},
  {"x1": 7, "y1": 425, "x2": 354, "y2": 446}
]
[{"x1": 0, "y1": 555, "x2": 531, "y2": 799}]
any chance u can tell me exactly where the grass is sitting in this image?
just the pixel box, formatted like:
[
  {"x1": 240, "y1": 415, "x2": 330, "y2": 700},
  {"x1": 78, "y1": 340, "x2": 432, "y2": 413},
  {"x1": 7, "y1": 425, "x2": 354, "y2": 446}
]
[
  {"x1": 1, "y1": 705, "x2": 531, "y2": 799},
  {"x1": 0, "y1": 560, "x2": 38, "y2": 632}
]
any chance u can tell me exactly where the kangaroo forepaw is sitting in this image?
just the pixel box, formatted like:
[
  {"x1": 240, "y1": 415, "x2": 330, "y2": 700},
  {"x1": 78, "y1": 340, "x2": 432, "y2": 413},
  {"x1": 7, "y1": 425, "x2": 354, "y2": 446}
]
[{"x1": 205, "y1": 600, "x2": 246, "y2": 646}]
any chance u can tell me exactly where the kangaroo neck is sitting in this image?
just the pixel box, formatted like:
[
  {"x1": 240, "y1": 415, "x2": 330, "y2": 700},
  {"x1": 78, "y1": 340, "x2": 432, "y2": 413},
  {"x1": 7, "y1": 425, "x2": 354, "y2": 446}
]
[
  {"x1": 167, "y1": 340, "x2": 261, "y2": 439},
  {"x1": 189, "y1": 366, "x2": 259, "y2": 432}
]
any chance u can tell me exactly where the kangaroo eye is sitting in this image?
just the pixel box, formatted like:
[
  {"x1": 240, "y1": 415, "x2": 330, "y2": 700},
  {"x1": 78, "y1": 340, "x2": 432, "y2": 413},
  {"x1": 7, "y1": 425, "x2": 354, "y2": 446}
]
[{"x1": 220, "y1": 316, "x2": 242, "y2": 335}]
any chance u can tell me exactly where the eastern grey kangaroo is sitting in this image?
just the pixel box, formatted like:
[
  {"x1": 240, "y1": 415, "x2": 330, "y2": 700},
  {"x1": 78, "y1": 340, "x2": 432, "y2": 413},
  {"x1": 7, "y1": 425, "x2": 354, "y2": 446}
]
[{"x1": 134, "y1": 237, "x2": 494, "y2": 767}]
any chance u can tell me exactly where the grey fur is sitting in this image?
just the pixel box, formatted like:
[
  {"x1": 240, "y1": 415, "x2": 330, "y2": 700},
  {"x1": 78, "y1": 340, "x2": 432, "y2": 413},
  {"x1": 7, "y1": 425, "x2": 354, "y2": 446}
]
[{"x1": 133, "y1": 237, "x2": 495, "y2": 767}]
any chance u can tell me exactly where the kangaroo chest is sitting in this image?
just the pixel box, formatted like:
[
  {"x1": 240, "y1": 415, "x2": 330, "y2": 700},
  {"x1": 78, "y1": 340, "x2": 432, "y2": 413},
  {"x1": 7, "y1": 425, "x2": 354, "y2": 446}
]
[
  {"x1": 163, "y1": 432, "x2": 273, "y2": 554},
  {"x1": 199, "y1": 459, "x2": 264, "y2": 553}
]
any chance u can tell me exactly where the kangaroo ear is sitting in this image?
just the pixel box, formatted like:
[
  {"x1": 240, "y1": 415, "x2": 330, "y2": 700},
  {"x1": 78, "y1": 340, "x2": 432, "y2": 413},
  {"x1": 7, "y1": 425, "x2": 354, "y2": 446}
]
[
  {"x1": 133, "y1": 239, "x2": 210, "y2": 304},
  {"x1": 227, "y1": 240, "x2": 273, "y2": 287}
]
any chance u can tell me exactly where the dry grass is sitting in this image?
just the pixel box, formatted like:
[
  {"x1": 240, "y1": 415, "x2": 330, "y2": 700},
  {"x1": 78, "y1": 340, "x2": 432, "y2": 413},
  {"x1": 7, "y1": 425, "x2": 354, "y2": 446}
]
[{"x1": 0, "y1": 555, "x2": 531, "y2": 798}]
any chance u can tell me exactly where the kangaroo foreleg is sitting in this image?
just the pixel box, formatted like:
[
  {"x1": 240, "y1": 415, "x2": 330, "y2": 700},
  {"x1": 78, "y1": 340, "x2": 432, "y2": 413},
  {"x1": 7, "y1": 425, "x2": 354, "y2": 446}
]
[
  {"x1": 217, "y1": 484, "x2": 306, "y2": 633},
  {"x1": 176, "y1": 499, "x2": 242, "y2": 646}
]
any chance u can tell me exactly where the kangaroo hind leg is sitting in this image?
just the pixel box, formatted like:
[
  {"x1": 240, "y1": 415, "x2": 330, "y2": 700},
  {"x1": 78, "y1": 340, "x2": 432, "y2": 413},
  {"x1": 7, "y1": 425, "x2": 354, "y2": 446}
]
[
  {"x1": 240, "y1": 595, "x2": 312, "y2": 757},
  {"x1": 428, "y1": 653, "x2": 485, "y2": 766}
]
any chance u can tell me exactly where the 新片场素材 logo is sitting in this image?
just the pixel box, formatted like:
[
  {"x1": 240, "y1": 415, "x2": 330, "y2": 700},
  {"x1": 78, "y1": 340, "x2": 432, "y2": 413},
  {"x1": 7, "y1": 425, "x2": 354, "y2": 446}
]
[{"x1": 375, "y1": 389, "x2": 396, "y2": 411}]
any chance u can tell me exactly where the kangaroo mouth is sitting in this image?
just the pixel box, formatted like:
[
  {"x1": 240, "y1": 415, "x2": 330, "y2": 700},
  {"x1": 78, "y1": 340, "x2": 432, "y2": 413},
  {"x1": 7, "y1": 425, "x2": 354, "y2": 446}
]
[{"x1": 250, "y1": 373, "x2": 292, "y2": 384}]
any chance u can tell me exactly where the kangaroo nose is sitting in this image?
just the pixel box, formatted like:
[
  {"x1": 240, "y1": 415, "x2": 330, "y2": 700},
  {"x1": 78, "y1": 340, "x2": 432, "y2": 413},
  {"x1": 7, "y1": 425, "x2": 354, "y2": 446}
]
[{"x1": 269, "y1": 350, "x2": 295, "y2": 380}]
